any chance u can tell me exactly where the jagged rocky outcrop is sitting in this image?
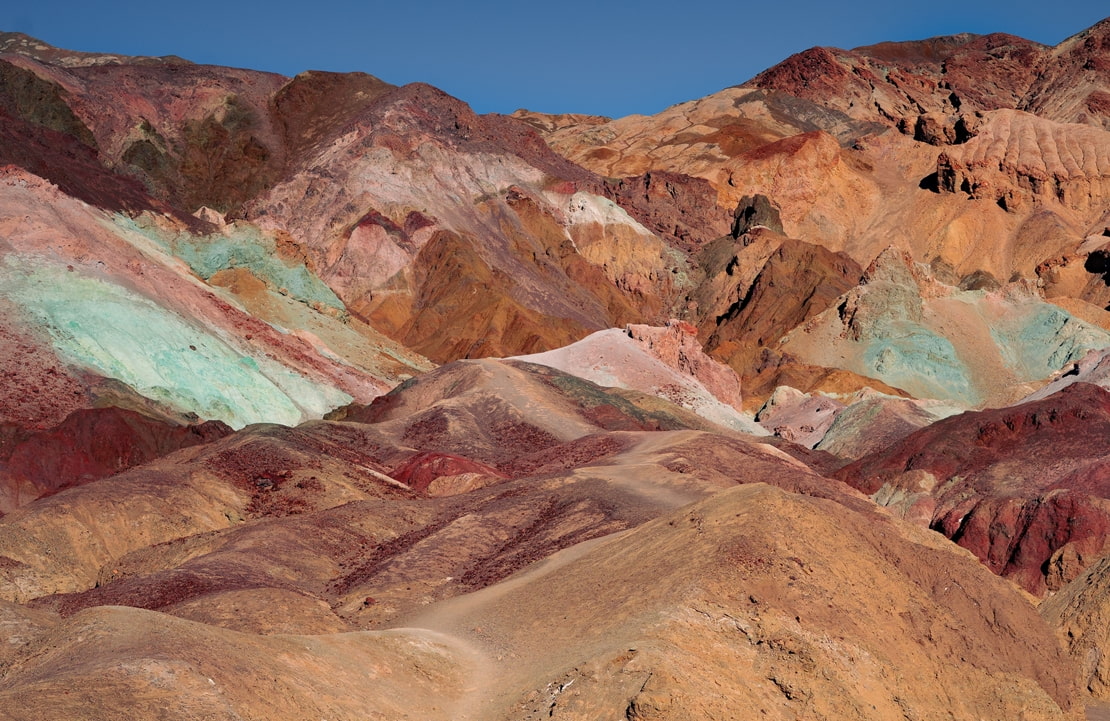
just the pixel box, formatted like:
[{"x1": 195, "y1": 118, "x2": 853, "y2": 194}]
[
  {"x1": 523, "y1": 18, "x2": 1110, "y2": 310},
  {"x1": 935, "y1": 109, "x2": 1110, "y2": 213},
  {"x1": 749, "y1": 34, "x2": 1048, "y2": 127},
  {"x1": 837, "y1": 382, "x2": 1110, "y2": 595},
  {"x1": 703, "y1": 233, "x2": 863, "y2": 381}
]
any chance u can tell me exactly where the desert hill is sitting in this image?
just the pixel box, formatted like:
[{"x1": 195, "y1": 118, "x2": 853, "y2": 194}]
[{"x1": 3, "y1": 18, "x2": 1110, "y2": 720}]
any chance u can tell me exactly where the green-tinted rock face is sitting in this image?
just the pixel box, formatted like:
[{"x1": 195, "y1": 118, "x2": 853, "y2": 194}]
[
  {"x1": 862, "y1": 323, "x2": 973, "y2": 403},
  {"x1": 991, "y1": 305, "x2": 1110, "y2": 381},
  {"x1": 117, "y1": 216, "x2": 345, "y2": 313},
  {"x1": 2, "y1": 256, "x2": 350, "y2": 428}
]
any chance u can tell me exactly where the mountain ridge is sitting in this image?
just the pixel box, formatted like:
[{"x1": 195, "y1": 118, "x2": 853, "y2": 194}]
[{"x1": 4, "y1": 18, "x2": 1110, "y2": 719}]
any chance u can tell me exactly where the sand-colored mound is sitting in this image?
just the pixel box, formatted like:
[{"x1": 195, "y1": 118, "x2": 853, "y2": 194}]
[
  {"x1": 401, "y1": 483, "x2": 1079, "y2": 720},
  {"x1": 1042, "y1": 553, "x2": 1110, "y2": 701},
  {"x1": 0, "y1": 605, "x2": 475, "y2": 721}
]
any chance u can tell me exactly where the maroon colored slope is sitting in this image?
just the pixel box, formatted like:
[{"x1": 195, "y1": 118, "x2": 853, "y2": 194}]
[
  {"x1": 748, "y1": 33, "x2": 1047, "y2": 126},
  {"x1": 837, "y1": 382, "x2": 1110, "y2": 594},
  {"x1": 0, "y1": 408, "x2": 231, "y2": 512}
]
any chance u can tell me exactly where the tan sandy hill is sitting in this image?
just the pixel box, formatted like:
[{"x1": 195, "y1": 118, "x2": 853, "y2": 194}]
[
  {"x1": 1042, "y1": 553, "x2": 1110, "y2": 701},
  {"x1": 0, "y1": 355, "x2": 1087, "y2": 719},
  {"x1": 4, "y1": 21, "x2": 1110, "y2": 721},
  {"x1": 399, "y1": 483, "x2": 1078, "y2": 720},
  {"x1": 0, "y1": 454, "x2": 1084, "y2": 720}
]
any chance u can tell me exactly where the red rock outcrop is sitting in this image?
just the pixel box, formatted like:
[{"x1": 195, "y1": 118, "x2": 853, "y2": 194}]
[
  {"x1": 1022, "y1": 18, "x2": 1110, "y2": 129},
  {"x1": 600, "y1": 171, "x2": 731, "y2": 252},
  {"x1": 0, "y1": 408, "x2": 230, "y2": 512},
  {"x1": 0, "y1": 64, "x2": 162, "y2": 215},
  {"x1": 389, "y1": 451, "x2": 506, "y2": 496},
  {"x1": 837, "y1": 382, "x2": 1110, "y2": 595},
  {"x1": 749, "y1": 33, "x2": 1047, "y2": 128}
]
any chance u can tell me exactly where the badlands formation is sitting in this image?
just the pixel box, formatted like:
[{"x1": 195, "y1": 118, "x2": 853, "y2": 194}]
[{"x1": 4, "y1": 18, "x2": 1110, "y2": 721}]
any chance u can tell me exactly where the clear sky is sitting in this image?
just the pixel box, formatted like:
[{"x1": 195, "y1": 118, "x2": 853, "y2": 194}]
[{"x1": 2, "y1": 1, "x2": 1107, "y2": 118}]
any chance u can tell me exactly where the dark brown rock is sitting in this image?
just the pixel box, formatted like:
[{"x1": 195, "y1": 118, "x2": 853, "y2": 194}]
[
  {"x1": 704, "y1": 236, "x2": 863, "y2": 378},
  {"x1": 601, "y1": 171, "x2": 731, "y2": 252}
]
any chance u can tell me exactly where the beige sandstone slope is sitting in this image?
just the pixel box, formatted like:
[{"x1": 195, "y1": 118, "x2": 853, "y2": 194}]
[
  {"x1": 0, "y1": 478, "x2": 1080, "y2": 720},
  {"x1": 0, "y1": 605, "x2": 476, "y2": 721},
  {"x1": 526, "y1": 99, "x2": 1110, "y2": 287},
  {"x1": 519, "y1": 24, "x2": 1110, "y2": 301},
  {"x1": 0, "y1": 354, "x2": 1089, "y2": 719},
  {"x1": 1042, "y1": 553, "x2": 1110, "y2": 701},
  {"x1": 401, "y1": 483, "x2": 1080, "y2": 721}
]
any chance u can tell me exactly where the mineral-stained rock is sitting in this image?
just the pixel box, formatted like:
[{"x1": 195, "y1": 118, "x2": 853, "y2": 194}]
[
  {"x1": 600, "y1": 170, "x2": 731, "y2": 252},
  {"x1": 0, "y1": 164, "x2": 430, "y2": 430},
  {"x1": 779, "y1": 247, "x2": 1110, "y2": 407},
  {"x1": 0, "y1": 407, "x2": 230, "y2": 512},
  {"x1": 749, "y1": 33, "x2": 1047, "y2": 127},
  {"x1": 838, "y1": 382, "x2": 1110, "y2": 595},
  {"x1": 390, "y1": 451, "x2": 506, "y2": 496}
]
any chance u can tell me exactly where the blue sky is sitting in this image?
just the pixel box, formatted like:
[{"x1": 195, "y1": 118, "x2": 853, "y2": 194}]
[{"x1": 2, "y1": 1, "x2": 1107, "y2": 117}]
